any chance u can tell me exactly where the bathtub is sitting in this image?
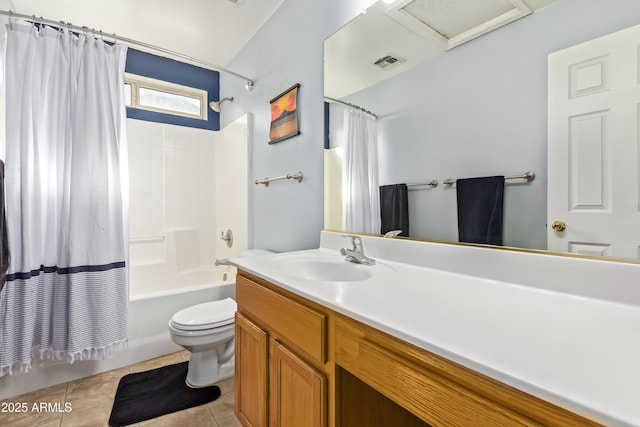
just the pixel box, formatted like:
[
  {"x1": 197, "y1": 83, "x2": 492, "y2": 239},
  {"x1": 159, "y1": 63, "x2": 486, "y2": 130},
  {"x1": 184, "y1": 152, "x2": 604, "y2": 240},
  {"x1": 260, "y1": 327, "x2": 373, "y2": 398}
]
[
  {"x1": 128, "y1": 271, "x2": 236, "y2": 361},
  {"x1": 0, "y1": 266, "x2": 237, "y2": 400}
]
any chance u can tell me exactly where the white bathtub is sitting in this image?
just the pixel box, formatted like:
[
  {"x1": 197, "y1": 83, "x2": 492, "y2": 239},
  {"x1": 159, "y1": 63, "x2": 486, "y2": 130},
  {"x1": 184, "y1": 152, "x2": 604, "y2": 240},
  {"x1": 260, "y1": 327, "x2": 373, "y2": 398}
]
[
  {"x1": 128, "y1": 275, "x2": 236, "y2": 360},
  {"x1": 0, "y1": 268, "x2": 236, "y2": 400}
]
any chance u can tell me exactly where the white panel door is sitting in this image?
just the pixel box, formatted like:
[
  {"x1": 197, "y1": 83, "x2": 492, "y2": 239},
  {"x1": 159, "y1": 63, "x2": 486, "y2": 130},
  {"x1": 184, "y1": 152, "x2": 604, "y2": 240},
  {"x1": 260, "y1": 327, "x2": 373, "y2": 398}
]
[{"x1": 548, "y1": 24, "x2": 640, "y2": 259}]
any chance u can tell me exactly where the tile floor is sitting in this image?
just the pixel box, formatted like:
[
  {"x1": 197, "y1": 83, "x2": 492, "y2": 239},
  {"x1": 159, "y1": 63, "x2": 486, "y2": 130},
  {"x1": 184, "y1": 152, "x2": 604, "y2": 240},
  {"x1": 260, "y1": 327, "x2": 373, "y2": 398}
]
[{"x1": 0, "y1": 351, "x2": 242, "y2": 427}]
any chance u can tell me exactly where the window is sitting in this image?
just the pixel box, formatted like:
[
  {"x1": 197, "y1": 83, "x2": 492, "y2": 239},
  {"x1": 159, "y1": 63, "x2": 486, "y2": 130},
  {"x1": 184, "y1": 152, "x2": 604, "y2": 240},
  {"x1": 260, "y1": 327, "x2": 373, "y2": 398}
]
[{"x1": 124, "y1": 73, "x2": 208, "y2": 120}]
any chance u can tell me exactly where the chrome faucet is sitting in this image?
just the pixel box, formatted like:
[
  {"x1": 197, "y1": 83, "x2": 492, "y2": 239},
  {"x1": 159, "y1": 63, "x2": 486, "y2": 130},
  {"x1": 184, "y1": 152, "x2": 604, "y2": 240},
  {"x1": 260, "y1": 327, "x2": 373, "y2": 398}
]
[
  {"x1": 384, "y1": 229, "x2": 403, "y2": 238},
  {"x1": 340, "y1": 235, "x2": 376, "y2": 266}
]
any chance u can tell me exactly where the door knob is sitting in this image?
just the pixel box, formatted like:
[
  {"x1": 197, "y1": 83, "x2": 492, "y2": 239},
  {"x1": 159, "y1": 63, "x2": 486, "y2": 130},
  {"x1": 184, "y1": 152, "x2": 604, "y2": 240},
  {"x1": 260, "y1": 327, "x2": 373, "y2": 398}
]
[{"x1": 551, "y1": 220, "x2": 566, "y2": 232}]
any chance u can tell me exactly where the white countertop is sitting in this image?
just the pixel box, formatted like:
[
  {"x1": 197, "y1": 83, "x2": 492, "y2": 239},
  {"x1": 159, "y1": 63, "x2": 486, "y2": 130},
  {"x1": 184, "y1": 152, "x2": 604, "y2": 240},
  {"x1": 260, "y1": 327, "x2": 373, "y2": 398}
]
[{"x1": 231, "y1": 232, "x2": 640, "y2": 426}]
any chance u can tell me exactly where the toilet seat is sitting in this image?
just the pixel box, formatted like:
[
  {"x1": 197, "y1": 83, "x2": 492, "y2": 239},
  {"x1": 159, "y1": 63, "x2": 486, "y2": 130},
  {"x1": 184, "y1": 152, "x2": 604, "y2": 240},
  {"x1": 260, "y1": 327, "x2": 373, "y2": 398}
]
[{"x1": 170, "y1": 297, "x2": 237, "y2": 331}]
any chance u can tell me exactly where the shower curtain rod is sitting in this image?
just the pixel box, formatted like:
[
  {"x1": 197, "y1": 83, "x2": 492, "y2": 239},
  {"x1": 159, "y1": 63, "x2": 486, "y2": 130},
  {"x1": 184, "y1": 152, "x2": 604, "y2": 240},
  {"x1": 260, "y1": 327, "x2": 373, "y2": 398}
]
[
  {"x1": 324, "y1": 96, "x2": 377, "y2": 118},
  {"x1": 0, "y1": 9, "x2": 255, "y2": 89}
]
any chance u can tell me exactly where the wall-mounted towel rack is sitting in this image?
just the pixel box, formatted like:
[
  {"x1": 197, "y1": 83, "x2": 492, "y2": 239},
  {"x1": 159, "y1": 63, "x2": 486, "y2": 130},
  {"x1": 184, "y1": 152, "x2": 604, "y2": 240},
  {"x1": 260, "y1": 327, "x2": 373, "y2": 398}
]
[
  {"x1": 443, "y1": 171, "x2": 535, "y2": 187},
  {"x1": 255, "y1": 171, "x2": 303, "y2": 187},
  {"x1": 407, "y1": 180, "x2": 439, "y2": 188}
]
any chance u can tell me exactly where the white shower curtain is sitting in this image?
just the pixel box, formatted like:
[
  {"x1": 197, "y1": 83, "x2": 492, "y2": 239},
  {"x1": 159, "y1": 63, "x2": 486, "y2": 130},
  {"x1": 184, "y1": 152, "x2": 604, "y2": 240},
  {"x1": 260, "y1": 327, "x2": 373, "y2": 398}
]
[
  {"x1": 0, "y1": 21, "x2": 129, "y2": 376},
  {"x1": 342, "y1": 108, "x2": 380, "y2": 234}
]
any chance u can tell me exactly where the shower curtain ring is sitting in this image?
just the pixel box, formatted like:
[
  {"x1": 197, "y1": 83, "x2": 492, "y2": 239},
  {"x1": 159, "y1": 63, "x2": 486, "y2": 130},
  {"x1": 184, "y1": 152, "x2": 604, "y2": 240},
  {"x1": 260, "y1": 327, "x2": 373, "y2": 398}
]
[{"x1": 31, "y1": 15, "x2": 40, "y2": 33}]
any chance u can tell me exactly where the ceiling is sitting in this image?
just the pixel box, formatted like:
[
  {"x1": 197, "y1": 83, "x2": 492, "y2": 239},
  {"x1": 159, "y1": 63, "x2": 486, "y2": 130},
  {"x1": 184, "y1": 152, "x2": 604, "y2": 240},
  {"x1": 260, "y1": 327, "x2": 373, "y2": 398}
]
[
  {"x1": 325, "y1": 0, "x2": 558, "y2": 99},
  {"x1": 11, "y1": 0, "x2": 285, "y2": 69}
]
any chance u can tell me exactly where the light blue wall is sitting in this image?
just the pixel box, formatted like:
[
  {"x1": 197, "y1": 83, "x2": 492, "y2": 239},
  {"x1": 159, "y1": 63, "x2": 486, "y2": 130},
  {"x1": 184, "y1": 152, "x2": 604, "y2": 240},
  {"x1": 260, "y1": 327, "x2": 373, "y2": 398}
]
[
  {"x1": 220, "y1": 0, "x2": 372, "y2": 252},
  {"x1": 339, "y1": 0, "x2": 640, "y2": 250}
]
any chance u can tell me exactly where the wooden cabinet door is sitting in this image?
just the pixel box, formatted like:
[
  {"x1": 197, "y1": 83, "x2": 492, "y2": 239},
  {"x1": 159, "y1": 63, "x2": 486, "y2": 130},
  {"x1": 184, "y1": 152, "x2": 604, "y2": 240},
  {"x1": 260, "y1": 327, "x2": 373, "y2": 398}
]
[
  {"x1": 235, "y1": 312, "x2": 269, "y2": 427},
  {"x1": 270, "y1": 340, "x2": 327, "y2": 427}
]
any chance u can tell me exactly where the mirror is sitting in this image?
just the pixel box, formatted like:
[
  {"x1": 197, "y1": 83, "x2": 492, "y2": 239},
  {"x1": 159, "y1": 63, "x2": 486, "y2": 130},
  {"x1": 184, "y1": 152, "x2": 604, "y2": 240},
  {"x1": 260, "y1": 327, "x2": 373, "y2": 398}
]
[{"x1": 324, "y1": 0, "x2": 640, "y2": 262}]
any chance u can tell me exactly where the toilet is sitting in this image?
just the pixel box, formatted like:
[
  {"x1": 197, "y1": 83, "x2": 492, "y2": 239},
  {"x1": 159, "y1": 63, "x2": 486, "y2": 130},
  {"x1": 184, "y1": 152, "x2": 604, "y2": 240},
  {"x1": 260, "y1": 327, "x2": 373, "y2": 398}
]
[
  {"x1": 168, "y1": 297, "x2": 237, "y2": 387},
  {"x1": 168, "y1": 249, "x2": 274, "y2": 387}
]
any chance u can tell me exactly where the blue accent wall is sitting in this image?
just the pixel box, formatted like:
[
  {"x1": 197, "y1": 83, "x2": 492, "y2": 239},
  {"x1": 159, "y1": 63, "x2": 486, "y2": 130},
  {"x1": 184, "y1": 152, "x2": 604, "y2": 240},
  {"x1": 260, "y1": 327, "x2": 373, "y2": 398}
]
[{"x1": 124, "y1": 48, "x2": 220, "y2": 131}]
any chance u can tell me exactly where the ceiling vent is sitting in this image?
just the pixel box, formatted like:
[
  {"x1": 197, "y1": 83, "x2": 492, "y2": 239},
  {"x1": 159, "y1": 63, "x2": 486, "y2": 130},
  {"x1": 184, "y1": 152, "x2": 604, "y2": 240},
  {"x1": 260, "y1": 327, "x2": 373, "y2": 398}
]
[{"x1": 373, "y1": 54, "x2": 407, "y2": 70}]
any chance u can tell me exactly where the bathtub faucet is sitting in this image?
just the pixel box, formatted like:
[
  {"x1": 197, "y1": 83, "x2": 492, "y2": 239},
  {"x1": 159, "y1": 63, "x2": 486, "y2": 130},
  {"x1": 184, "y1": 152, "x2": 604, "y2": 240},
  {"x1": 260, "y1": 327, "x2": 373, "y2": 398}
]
[{"x1": 215, "y1": 258, "x2": 232, "y2": 266}]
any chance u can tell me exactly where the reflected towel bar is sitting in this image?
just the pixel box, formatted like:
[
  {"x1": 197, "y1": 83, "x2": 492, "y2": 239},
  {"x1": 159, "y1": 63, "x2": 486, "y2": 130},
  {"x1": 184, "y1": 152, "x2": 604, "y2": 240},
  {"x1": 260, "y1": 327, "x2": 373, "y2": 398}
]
[
  {"x1": 255, "y1": 171, "x2": 303, "y2": 187},
  {"x1": 407, "y1": 180, "x2": 439, "y2": 188},
  {"x1": 443, "y1": 171, "x2": 535, "y2": 187}
]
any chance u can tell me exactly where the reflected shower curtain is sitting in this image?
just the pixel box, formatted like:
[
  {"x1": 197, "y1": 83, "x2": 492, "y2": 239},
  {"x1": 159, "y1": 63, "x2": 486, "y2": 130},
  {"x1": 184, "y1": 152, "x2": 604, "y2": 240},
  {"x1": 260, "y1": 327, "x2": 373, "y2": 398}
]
[
  {"x1": 0, "y1": 21, "x2": 129, "y2": 376},
  {"x1": 342, "y1": 108, "x2": 380, "y2": 234}
]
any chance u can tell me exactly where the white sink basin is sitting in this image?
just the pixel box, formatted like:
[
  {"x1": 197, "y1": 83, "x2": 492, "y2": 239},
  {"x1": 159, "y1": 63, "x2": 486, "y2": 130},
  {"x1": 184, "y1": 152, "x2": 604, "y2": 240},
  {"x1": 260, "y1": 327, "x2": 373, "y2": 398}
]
[
  {"x1": 282, "y1": 259, "x2": 373, "y2": 282},
  {"x1": 269, "y1": 250, "x2": 393, "y2": 283},
  {"x1": 271, "y1": 252, "x2": 392, "y2": 283}
]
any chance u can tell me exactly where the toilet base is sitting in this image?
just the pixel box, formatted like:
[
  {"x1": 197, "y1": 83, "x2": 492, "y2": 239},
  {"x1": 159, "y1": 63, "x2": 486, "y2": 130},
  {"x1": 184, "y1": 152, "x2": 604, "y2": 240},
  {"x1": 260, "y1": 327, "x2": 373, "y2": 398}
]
[
  {"x1": 184, "y1": 340, "x2": 235, "y2": 388},
  {"x1": 185, "y1": 364, "x2": 233, "y2": 388}
]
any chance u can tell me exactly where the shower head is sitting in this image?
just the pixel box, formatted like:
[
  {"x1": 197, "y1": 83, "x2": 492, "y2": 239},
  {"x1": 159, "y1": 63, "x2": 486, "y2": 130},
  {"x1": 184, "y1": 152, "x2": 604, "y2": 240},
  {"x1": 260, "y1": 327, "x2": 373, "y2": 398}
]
[{"x1": 209, "y1": 97, "x2": 234, "y2": 113}]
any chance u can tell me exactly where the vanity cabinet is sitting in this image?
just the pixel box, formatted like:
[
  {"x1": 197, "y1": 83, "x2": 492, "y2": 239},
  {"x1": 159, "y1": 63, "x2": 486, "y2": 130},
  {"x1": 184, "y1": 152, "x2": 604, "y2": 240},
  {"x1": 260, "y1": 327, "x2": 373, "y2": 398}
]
[
  {"x1": 235, "y1": 271, "x2": 331, "y2": 427},
  {"x1": 235, "y1": 269, "x2": 601, "y2": 427},
  {"x1": 334, "y1": 313, "x2": 601, "y2": 427}
]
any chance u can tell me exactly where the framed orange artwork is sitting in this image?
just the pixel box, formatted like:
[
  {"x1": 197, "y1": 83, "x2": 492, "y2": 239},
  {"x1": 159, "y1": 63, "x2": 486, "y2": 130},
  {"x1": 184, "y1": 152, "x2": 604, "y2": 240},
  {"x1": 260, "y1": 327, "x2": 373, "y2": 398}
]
[{"x1": 269, "y1": 83, "x2": 300, "y2": 144}]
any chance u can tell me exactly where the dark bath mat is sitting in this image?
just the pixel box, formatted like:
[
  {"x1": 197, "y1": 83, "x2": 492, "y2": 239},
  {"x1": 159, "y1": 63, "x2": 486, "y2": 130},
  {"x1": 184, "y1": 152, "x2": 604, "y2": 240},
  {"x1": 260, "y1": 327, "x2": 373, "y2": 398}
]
[{"x1": 108, "y1": 361, "x2": 221, "y2": 426}]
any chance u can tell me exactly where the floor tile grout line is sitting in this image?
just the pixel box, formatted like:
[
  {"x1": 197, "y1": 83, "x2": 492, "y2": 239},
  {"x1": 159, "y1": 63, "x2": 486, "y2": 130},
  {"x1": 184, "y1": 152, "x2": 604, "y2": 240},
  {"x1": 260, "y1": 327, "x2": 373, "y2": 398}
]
[
  {"x1": 59, "y1": 382, "x2": 69, "y2": 426},
  {"x1": 207, "y1": 403, "x2": 220, "y2": 427}
]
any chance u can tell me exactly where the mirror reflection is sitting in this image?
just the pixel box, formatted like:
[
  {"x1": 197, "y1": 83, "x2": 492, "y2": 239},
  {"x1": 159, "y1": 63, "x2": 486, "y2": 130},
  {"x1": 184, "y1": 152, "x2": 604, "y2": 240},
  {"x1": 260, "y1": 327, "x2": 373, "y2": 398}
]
[{"x1": 324, "y1": 0, "x2": 640, "y2": 261}]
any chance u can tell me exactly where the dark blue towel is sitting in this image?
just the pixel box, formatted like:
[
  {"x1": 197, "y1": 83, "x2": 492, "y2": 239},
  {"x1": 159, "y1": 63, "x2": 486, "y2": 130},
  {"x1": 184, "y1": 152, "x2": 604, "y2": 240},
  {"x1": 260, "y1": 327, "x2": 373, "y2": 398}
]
[
  {"x1": 379, "y1": 184, "x2": 409, "y2": 237},
  {"x1": 456, "y1": 176, "x2": 504, "y2": 245}
]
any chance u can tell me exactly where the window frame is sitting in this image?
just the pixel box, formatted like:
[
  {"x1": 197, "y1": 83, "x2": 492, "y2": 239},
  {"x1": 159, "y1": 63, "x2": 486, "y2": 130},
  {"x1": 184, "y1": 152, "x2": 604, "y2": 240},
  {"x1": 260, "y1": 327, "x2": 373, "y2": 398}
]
[{"x1": 124, "y1": 72, "x2": 209, "y2": 121}]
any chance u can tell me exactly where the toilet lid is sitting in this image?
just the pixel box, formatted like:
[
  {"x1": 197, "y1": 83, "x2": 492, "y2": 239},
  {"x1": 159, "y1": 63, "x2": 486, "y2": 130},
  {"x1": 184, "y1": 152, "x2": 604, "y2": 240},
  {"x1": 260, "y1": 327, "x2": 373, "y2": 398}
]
[{"x1": 170, "y1": 297, "x2": 237, "y2": 331}]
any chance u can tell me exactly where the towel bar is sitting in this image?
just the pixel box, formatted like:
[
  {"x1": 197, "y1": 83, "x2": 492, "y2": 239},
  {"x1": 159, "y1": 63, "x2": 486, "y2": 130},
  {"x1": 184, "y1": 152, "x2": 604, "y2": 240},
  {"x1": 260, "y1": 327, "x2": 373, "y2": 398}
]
[
  {"x1": 443, "y1": 171, "x2": 535, "y2": 187},
  {"x1": 255, "y1": 171, "x2": 303, "y2": 187},
  {"x1": 407, "y1": 180, "x2": 438, "y2": 188}
]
